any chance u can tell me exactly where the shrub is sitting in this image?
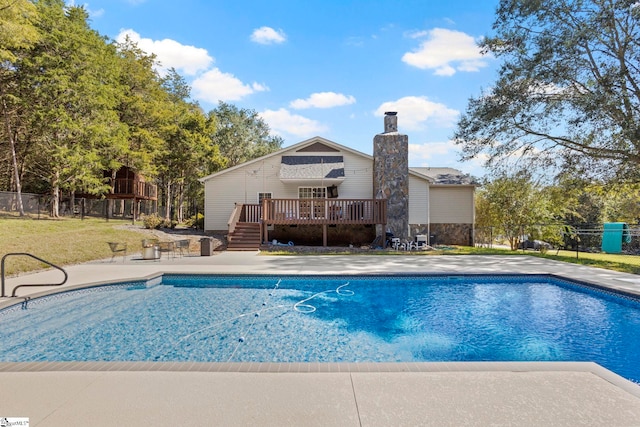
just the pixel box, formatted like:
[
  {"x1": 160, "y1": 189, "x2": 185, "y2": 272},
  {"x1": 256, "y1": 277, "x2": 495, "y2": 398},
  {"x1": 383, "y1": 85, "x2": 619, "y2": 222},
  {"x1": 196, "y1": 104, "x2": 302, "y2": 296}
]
[
  {"x1": 141, "y1": 213, "x2": 163, "y2": 229},
  {"x1": 162, "y1": 219, "x2": 177, "y2": 229},
  {"x1": 185, "y1": 213, "x2": 204, "y2": 229}
]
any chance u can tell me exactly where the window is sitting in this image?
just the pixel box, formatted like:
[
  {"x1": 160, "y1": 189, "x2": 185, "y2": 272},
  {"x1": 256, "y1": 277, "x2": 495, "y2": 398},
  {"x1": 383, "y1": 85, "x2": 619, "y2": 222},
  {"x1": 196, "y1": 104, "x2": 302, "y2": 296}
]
[
  {"x1": 298, "y1": 187, "x2": 326, "y2": 219},
  {"x1": 258, "y1": 192, "x2": 272, "y2": 204},
  {"x1": 298, "y1": 187, "x2": 326, "y2": 199}
]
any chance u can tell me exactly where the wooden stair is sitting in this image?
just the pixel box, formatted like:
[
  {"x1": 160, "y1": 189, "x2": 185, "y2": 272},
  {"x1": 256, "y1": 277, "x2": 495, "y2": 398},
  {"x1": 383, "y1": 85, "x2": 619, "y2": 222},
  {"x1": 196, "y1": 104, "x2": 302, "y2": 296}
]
[{"x1": 227, "y1": 222, "x2": 261, "y2": 250}]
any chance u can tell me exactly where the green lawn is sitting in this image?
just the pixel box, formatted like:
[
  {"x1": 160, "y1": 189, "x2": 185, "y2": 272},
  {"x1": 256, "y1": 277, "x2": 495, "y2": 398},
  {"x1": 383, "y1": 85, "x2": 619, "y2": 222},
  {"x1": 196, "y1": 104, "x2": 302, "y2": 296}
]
[
  {"x1": 445, "y1": 246, "x2": 640, "y2": 274},
  {"x1": 0, "y1": 216, "x2": 151, "y2": 276},
  {"x1": 533, "y1": 249, "x2": 640, "y2": 274}
]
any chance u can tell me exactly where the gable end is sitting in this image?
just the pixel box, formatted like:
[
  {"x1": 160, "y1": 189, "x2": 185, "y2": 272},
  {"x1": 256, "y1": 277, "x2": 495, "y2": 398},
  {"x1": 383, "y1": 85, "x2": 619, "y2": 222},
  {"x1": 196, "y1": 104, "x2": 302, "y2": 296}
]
[{"x1": 297, "y1": 142, "x2": 340, "y2": 153}]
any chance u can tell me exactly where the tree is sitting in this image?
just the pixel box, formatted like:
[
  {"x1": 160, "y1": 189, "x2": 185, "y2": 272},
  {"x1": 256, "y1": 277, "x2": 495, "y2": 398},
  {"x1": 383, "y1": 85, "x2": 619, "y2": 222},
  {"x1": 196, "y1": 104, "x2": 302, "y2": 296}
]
[
  {"x1": 454, "y1": 0, "x2": 640, "y2": 178},
  {"x1": 0, "y1": 0, "x2": 39, "y2": 63},
  {"x1": 106, "y1": 35, "x2": 173, "y2": 219},
  {"x1": 600, "y1": 183, "x2": 640, "y2": 223},
  {"x1": 209, "y1": 102, "x2": 283, "y2": 167},
  {"x1": 112, "y1": 36, "x2": 168, "y2": 177},
  {"x1": 20, "y1": 1, "x2": 125, "y2": 216},
  {"x1": 156, "y1": 69, "x2": 216, "y2": 222},
  {"x1": 0, "y1": 0, "x2": 40, "y2": 215},
  {"x1": 475, "y1": 172, "x2": 558, "y2": 249}
]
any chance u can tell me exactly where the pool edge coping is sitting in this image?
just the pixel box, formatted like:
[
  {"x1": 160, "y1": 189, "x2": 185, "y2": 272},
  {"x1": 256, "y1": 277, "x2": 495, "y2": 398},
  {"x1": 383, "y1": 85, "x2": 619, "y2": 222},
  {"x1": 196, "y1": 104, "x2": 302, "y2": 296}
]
[{"x1": 0, "y1": 361, "x2": 638, "y2": 396}]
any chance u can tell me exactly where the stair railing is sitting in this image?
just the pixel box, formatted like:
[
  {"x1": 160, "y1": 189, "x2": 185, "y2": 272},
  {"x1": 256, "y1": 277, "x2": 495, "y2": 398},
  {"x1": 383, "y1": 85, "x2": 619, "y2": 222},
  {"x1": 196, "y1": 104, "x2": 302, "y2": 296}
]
[{"x1": 1, "y1": 253, "x2": 68, "y2": 297}]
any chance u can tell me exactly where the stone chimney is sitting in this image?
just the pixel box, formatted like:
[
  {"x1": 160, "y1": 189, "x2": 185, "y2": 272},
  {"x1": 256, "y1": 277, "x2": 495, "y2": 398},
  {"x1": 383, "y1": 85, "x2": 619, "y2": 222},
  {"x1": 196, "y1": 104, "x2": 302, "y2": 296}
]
[
  {"x1": 384, "y1": 111, "x2": 398, "y2": 133},
  {"x1": 373, "y1": 112, "x2": 409, "y2": 240}
]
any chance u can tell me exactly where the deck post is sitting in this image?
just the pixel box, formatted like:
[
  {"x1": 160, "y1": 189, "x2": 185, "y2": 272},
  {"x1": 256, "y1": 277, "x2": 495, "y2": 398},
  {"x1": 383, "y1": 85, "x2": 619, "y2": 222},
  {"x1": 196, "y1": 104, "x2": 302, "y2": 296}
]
[
  {"x1": 323, "y1": 224, "x2": 327, "y2": 246},
  {"x1": 132, "y1": 197, "x2": 136, "y2": 224},
  {"x1": 263, "y1": 220, "x2": 268, "y2": 244}
]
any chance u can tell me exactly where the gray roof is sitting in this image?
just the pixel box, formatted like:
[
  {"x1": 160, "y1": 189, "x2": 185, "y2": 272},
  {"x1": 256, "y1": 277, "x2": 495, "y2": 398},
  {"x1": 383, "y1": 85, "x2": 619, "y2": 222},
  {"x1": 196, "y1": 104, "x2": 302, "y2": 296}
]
[
  {"x1": 280, "y1": 156, "x2": 345, "y2": 180},
  {"x1": 411, "y1": 167, "x2": 477, "y2": 185}
]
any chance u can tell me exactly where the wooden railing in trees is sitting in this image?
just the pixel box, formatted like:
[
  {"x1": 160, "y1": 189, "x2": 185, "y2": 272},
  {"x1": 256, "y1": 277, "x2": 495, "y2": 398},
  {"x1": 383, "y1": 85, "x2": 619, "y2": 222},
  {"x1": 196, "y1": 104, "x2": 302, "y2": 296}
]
[{"x1": 110, "y1": 179, "x2": 157, "y2": 200}]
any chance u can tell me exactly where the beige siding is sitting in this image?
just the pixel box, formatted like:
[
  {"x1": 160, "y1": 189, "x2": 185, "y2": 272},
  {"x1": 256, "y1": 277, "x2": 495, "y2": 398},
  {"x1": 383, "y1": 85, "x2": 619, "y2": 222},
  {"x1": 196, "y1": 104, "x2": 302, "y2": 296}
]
[
  {"x1": 203, "y1": 146, "x2": 374, "y2": 231},
  {"x1": 408, "y1": 175, "x2": 429, "y2": 224},
  {"x1": 429, "y1": 186, "x2": 475, "y2": 224},
  {"x1": 336, "y1": 152, "x2": 373, "y2": 198}
]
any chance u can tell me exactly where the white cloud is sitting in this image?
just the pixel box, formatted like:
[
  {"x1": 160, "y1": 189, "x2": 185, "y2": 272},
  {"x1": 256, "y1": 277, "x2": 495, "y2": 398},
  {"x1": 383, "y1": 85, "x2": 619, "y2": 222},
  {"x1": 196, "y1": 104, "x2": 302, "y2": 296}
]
[
  {"x1": 344, "y1": 36, "x2": 365, "y2": 47},
  {"x1": 405, "y1": 30, "x2": 429, "y2": 39},
  {"x1": 192, "y1": 68, "x2": 268, "y2": 103},
  {"x1": 409, "y1": 141, "x2": 486, "y2": 176},
  {"x1": 409, "y1": 141, "x2": 459, "y2": 166},
  {"x1": 375, "y1": 96, "x2": 459, "y2": 130},
  {"x1": 251, "y1": 26, "x2": 287, "y2": 45},
  {"x1": 402, "y1": 28, "x2": 487, "y2": 76},
  {"x1": 259, "y1": 108, "x2": 327, "y2": 138},
  {"x1": 289, "y1": 92, "x2": 356, "y2": 109},
  {"x1": 113, "y1": 29, "x2": 270, "y2": 105},
  {"x1": 116, "y1": 29, "x2": 213, "y2": 76},
  {"x1": 410, "y1": 141, "x2": 455, "y2": 160},
  {"x1": 252, "y1": 82, "x2": 269, "y2": 92}
]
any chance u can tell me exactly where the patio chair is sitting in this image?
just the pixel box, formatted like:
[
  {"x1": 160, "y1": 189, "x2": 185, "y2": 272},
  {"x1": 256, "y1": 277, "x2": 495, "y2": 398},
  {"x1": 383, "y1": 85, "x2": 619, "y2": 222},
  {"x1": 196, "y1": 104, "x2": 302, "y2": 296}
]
[
  {"x1": 175, "y1": 239, "x2": 190, "y2": 256},
  {"x1": 390, "y1": 237, "x2": 401, "y2": 250},
  {"x1": 158, "y1": 241, "x2": 176, "y2": 259},
  {"x1": 107, "y1": 242, "x2": 127, "y2": 263}
]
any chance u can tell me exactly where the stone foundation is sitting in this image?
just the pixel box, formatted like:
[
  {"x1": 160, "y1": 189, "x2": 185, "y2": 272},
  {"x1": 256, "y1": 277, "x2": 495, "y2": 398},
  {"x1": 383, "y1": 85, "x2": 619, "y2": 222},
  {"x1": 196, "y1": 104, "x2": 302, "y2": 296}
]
[{"x1": 427, "y1": 223, "x2": 474, "y2": 246}]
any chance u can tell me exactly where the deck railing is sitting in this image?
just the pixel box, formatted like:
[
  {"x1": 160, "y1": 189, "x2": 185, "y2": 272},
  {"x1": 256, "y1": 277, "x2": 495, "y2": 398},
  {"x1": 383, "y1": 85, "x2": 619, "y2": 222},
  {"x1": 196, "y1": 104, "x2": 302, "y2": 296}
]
[
  {"x1": 112, "y1": 179, "x2": 157, "y2": 200},
  {"x1": 261, "y1": 198, "x2": 386, "y2": 225},
  {"x1": 241, "y1": 204, "x2": 262, "y2": 223}
]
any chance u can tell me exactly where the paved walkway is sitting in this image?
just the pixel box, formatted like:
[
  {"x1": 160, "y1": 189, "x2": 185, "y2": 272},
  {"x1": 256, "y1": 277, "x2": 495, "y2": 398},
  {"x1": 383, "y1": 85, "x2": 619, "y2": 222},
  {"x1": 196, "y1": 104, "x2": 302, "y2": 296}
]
[{"x1": 2, "y1": 252, "x2": 640, "y2": 426}]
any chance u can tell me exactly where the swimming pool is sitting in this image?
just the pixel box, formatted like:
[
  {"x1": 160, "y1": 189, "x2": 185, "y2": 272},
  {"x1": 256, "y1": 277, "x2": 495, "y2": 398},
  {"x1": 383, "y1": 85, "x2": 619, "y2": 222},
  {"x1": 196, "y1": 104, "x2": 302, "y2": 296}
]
[{"x1": 1, "y1": 274, "x2": 640, "y2": 382}]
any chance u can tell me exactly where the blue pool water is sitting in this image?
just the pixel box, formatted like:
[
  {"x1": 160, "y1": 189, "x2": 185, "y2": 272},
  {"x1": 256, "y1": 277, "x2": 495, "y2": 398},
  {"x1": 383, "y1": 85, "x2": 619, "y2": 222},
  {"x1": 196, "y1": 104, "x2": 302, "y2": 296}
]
[{"x1": 1, "y1": 274, "x2": 640, "y2": 382}]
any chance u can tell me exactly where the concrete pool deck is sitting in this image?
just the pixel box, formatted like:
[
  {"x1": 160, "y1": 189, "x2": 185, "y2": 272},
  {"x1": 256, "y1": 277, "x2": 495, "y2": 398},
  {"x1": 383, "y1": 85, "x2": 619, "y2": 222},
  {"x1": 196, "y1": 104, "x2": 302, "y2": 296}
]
[{"x1": 2, "y1": 252, "x2": 640, "y2": 426}]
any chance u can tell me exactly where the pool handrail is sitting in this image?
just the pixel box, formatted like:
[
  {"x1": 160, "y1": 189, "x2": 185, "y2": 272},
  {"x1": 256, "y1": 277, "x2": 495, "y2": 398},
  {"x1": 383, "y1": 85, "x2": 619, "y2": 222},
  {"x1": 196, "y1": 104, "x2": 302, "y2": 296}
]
[{"x1": 1, "y1": 253, "x2": 68, "y2": 297}]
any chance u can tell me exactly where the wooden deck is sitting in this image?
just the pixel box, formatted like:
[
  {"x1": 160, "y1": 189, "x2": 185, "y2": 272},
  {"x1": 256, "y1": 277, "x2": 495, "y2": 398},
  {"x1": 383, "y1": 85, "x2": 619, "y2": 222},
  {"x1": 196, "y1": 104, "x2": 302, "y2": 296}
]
[
  {"x1": 229, "y1": 199, "x2": 387, "y2": 247},
  {"x1": 262, "y1": 198, "x2": 386, "y2": 225},
  {"x1": 106, "y1": 178, "x2": 158, "y2": 201}
]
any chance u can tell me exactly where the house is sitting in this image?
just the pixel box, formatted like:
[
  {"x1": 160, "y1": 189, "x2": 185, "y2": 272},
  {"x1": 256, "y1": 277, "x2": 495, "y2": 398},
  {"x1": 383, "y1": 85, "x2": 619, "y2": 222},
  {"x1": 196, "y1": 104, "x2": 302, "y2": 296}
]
[{"x1": 199, "y1": 113, "x2": 475, "y2": 249}]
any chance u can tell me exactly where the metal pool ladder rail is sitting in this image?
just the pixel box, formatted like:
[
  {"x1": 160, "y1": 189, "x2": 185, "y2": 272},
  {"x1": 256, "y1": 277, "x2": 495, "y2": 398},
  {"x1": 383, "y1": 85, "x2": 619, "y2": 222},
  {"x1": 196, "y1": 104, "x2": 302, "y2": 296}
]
[{"x1": 1, "y1": 253, "x2": 68, "y2": 297}]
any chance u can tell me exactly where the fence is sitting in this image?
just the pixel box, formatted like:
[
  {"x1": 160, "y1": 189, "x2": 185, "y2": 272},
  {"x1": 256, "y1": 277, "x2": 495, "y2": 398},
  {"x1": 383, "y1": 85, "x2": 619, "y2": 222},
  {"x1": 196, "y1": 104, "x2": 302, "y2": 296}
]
[
  {"x1": 0, "y1": 191, "x2": 157, "y2": 219},
  {"x1": 0, "y1": 191, "x2": 46, "y2": 217},
  {"x1": 475, "y1": 223, "x2": 640, "y2": 263}
]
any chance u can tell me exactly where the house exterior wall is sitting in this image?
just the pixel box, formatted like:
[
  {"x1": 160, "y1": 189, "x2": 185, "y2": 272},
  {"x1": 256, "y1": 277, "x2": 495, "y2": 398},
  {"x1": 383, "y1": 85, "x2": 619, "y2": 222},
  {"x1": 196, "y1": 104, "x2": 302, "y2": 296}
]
[
  {"x1": 201, "y1": 137, "x2": 475, "y2": 247},
  {"x1": 408, "y1": 174, "x2": 429, "y2": 225},
  {"x1": 429, "y1": 186, "x2": 474, "y2": 224},
  {"x1": 202, "y1": 143, "x2": 374, "y2": 231},
  {"x1": 428, "y1": 186, "x2": 475, "y2": 246},
  {"x1": 331, "y1": 152, "x2": 373, "y2": 199}
]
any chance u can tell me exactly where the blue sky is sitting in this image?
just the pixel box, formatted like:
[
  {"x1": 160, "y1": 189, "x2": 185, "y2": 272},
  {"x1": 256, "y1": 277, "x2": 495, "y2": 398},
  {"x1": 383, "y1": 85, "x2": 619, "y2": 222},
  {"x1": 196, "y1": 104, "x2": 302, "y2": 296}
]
[{"x1": 72, "y1": 0, "x2": 501, "y2": 177}]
